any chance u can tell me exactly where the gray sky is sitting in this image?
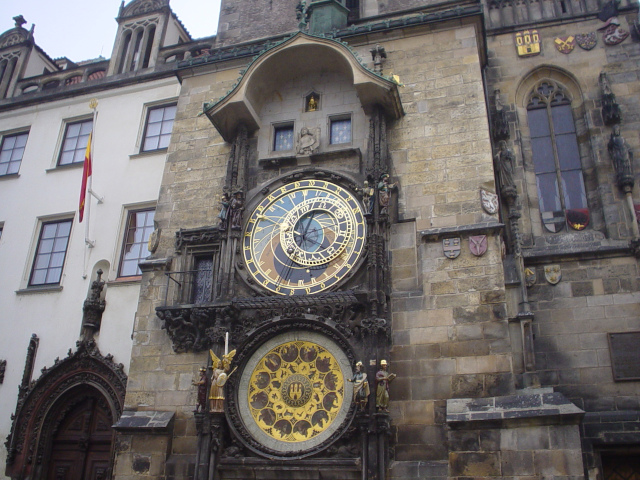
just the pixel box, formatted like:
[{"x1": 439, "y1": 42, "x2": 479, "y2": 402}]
[{"x1": 0, "y1": 0, "x2": 221, "y2": 63}]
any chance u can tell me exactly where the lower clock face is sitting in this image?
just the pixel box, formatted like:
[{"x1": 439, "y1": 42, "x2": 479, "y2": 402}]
[
  {"x1": 243, "y1": 180, "x2": 366, "y2": 295},
  {"x1": 237, "y1": 331, "x2": 353, "y2": 455}
]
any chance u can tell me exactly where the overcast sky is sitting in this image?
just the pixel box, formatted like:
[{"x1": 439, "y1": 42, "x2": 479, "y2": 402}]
[{"x1": 0, "y1": 0, "x2": 221, "y2": 63}]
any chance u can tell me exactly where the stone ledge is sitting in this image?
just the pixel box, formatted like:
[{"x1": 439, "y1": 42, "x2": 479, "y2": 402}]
[
  {"x1": 446, "y1": 389, "x2": 584, "y2": 427},
  {"x1": 139, "y1": 257, "x2": 172, "y2": 273},
  {"x1": 420, "y1": 222, "x2": 504, "y2": 242},
  {"x1": 218, "y1": 457, "x2": 360, "y2": 480},
  {"x1": 113, "y1": 410, "x2": 175, "y2": 434}
]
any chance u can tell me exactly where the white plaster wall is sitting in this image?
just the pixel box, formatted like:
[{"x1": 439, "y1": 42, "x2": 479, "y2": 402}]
[{"x1": 0, "y1": 77, "x2": 180, "y2": 475}]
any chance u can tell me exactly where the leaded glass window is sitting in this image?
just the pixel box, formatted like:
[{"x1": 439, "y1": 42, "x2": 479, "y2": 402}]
[{"x1": 527, "y1": 81, "x2": 588, "y2": 232}]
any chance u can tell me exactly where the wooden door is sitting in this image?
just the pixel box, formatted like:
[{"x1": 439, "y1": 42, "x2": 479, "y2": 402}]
[
  {"x1": 47, "y1": 397, "x2": 113, "y2": 480},
  {"x1": 603, "y1": 454, "x2": 640, "y2": 480}
]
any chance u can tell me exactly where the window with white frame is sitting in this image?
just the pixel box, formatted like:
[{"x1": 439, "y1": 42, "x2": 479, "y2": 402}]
[
  {"x1": 118, "y1": 208, "x2": 155, "y2": 277},
  {"x1": 29, "y1": 219, "x2": 73, "y2": 286},
  {"x1": 0, "y1": 131, "x2": 28, "y2": 175},
  {"x1": 58, "y1": 119, "x2": 92, "y2": 166},
  {"x1": 142, "y1": 104, "x2": 176, "y2": 152}
]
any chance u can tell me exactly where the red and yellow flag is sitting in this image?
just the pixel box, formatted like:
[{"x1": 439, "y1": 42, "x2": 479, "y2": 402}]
[{"x1": 78, "y1": 132, "x2": 92, "y2": 223}]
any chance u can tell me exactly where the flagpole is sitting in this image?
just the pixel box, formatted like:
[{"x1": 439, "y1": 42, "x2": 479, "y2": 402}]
[{"x1": 85, "y1": 99, "x2": 98, "y2": 249}]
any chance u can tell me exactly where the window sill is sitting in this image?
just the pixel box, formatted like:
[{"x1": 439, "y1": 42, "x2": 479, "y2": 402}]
[
  {"x1": 108, "y1": 276, "x2": 142, "y2": 286},
  {"x1": 16, "y1": 285, "x2": 63, "y2": 295},
  {"x1": 46, "y1": 162, "x2": 83, "y2": 173},
  {"x1": 0, "y1": 173, "x2": 20, "y2": 180},
  {"x1": 129, "y1": 148, "x2": 168, "y2": 160}
]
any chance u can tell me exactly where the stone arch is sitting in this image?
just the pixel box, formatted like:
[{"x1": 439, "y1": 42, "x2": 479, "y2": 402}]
[
  {"x1": 5, "y1": 340, "x2": 127, "y2": 480},
  {"x1": 204, "y1": 32, "x2": 403, "y2": 142}
]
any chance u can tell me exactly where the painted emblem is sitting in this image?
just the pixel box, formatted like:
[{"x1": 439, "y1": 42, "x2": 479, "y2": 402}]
[
  {"x1": 567, "y1": 209, "x2": 590, "y2": 231},
  {"x1": 541, "y1": 211, "x2": 566, "y2": 233},
  {"x1": 481, "y1": 189, "x2": 499, "y2": 215},
  {"x1": 544, "y1": 264, "x2": 562, "y2": 285},
  {"x1": 576, "y1": 32, "x2": 597, "y2": 50},
  {"x1": 443, "y1": 238, "x2": 461, "y2": 259},
  {"x1": 524, "y1": 267, "x2": 537, "y2": 287},
  {"x1": 515, "y1": 29, "x2": 541, "y2": 57},
  {"x1": 554, "y1": 36, "x2": 576, "y2": 53},
  {"x1": 599, "y1": 18, "x2": 629, "y2": 45},
  {"x1": 469, "y1": 235, "x2": 488, "y2": 257}
]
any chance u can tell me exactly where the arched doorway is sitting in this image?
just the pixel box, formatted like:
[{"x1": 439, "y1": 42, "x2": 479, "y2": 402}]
[
  {"x1": 46, "y1": 388, "x2": 113, "y2": 480},
  {"x1": 5, "y1": 340, "x2": 126, "y2": 480}
]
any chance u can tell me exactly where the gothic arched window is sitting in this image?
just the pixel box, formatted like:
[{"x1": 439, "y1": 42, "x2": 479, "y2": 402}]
[{"x1": 527, "y1": 81, "x2": 589, "y2": 232}]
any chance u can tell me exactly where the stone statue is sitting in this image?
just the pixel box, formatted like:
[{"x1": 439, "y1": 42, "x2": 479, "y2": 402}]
[
  {"x1": 296, "y1": 127, "x2": 320, "y2": 155},
  {"x1": 360, "y1": 180, "x2": 375, "y2": 216},
  {"x1": 229, "y1": 191, "x2": 244, "y2": 231},
  {"x1": 209, "y1": 349, "x2": 236, "y2": 413},
  {"x1": 375, "y1": 359, "x2": 396, "y2": 412},
  {"x1": 348, "y1": 361, "x2": 370, "y2": 410},
  {"x1": 608, "y1": 125, "x2": 634, "y2": 192},
  {"x1": 495, "y1": 140, "x2": 517, "y2": 201},
  {"x1": 600, "y1": 72, "x2": 621, "y2": 125},
  {"x1": 218, "y1": 192, "x2": 230, "y2": 231},
  {"x1": 492, "y1": 89, "x2": 509, "y2": 141},
  {"x1": 377, "y1": 174, "x2": 397, "y2": 215},
  {"x1": 192, "y1": 367, "x2": 208, "y2": 412}
]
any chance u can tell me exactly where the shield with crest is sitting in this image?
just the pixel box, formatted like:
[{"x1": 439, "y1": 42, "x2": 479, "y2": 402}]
[
  {"x1": 554, "y1": 36, "x2": 576, "y2": 53},
  {"x1": 443, "y1": 238, "x2": 461, "y2": 259},
  {"x1": 481, "y1": 189, "x2": 499, "y2": 215},
  {"x1": 576, "y1": 32, "x2": 597, "y2": 50},
  {"x1": 469, "y1": 235, "x2": 488, "y2": 257},
  {"x1": 544, "y1": 265, "x2": 562, "y2": 285}
]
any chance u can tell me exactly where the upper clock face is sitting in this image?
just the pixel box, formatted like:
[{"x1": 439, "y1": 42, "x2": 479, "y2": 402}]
[{"x1": 243, "y1": 179, "x2": 366, "y2": 295}]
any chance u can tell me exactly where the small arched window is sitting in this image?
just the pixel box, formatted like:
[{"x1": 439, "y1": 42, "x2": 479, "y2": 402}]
[{"x1": 527, "y1": 80, "x2": 589, "y2": 232}]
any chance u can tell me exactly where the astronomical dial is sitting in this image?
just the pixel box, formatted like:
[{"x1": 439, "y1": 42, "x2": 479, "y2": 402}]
[
  {"x1": 236, "y1": 331, "x2": 353, "y2": 456},
  {"x1": 243, "y1": 179, "x2": 366, "y2": 295}
]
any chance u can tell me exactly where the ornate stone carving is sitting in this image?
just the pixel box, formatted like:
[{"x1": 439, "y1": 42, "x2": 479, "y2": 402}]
[
  {"x1": 0, "y1": 359, "x2": 6, "y2": 384},
  {"x1": 5, "y1": 340, "x2": 126, "y2": 472},
  {"x1": 175, "y1": 226, "x2": 224, "y2": 251},
  {"x1": 491, "y1": 90, "x2": 509, "y2": 141},
  {"x1": 600, "y1": 72, "x2": 621, "y2": 125},
  {"x1": 370, "y1": 44, "x2": 387, "y2": 74},
  {"x1": 608, "y1": 125, "x2": 634, "y2": 193},
  {"x1": 82, "y1": 269, "x2": 106, "y2": 334},
  {"x1": 296, "y1": 127, "x2": 320, "y2": 155}
]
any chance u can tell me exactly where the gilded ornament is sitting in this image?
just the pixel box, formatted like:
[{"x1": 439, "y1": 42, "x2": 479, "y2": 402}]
[
  {"x1": 246, "y1": 340, "x2": 345, "y2": 442},
  {"x1": 515, "y1": 29, "x2": 541, "y2": 57}
]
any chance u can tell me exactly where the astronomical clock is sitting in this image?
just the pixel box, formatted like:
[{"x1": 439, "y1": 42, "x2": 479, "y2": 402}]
[{"x1": 158, "y1": 32, "x2": 402, "y2": 480}]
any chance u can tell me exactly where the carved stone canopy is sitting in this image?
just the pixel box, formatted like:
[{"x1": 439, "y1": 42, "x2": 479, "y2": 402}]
[{"x1": 204, "y1": 32, "x2": 404, "y2": 142}]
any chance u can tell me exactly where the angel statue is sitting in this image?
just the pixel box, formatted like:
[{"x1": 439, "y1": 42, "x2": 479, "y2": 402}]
[{"x1": 209, "y1": 349, "x2": 237, "y2": 413}]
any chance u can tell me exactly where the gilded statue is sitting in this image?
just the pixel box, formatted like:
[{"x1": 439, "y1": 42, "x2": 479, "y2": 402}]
[{"x1": 209, "y1": 349, "x2": 237, "y2": 413}]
